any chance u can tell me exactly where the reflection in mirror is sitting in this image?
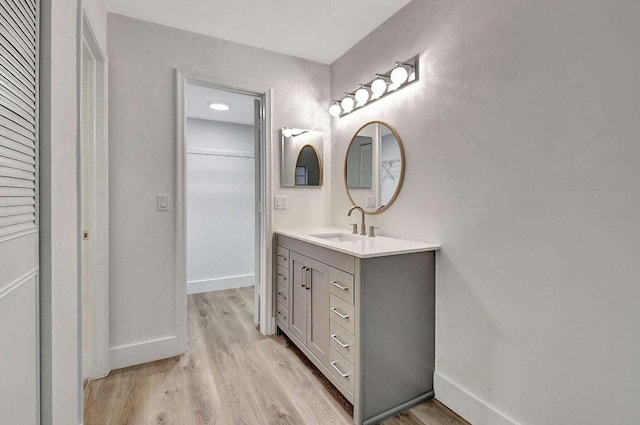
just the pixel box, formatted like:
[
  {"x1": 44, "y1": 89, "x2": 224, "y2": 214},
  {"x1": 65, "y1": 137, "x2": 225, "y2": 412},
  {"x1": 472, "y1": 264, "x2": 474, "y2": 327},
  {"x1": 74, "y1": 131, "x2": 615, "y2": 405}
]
[
  {"x1": 281, "y1": 129, "x2": 323, "y2": 187},
  {"x1": 346, "y1": 135, "x2": 372, "y2": 188},
  {"x1": 295, "y1": 145, "x2": 321, "y2": 186},
  {"x1": 344, "y1": 122, "x2": 404, "y2": 214}
]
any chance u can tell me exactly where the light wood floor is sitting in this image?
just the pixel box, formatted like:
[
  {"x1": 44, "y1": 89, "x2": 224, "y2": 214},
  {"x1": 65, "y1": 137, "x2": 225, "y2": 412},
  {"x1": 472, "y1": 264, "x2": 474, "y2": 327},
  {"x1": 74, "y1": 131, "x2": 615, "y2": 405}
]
[{"x1": 84, "y1": 287, "x2": 468, "y2": 425}]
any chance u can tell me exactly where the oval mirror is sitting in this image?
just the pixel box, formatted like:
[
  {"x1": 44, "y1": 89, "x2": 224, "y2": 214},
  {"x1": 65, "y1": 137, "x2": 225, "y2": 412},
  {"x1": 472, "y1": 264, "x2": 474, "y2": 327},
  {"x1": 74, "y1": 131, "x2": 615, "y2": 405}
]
[
  {"x1": 294, "y1": 145, "x2": 322, "y2": 186},
  {"x1": 344, "y1": 121, "x2": 405, "y2": 214}
]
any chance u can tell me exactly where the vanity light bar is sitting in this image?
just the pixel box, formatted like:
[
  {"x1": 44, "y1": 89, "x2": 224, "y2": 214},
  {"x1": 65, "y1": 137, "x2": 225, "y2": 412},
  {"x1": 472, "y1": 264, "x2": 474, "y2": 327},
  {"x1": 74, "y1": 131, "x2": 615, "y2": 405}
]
[{"x1": 329, "y1": 55, "x2": 419, "y2": 118}]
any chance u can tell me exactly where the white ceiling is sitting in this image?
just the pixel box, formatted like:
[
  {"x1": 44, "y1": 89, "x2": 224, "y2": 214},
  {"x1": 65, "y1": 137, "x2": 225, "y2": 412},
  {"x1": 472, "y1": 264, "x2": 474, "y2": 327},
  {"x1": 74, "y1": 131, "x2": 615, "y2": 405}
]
[
  {"x1": 186, "y1": 84, "x2": 257, "y2": 126},
  {"x1": 106, "y1": 0, "x2": 412, "y2": 64}
]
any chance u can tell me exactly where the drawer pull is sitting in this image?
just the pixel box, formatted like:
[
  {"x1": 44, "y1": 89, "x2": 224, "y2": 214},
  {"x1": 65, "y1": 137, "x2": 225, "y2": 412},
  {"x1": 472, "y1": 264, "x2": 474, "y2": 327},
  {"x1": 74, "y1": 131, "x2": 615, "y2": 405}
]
[
  {"x1": 277, "y1": 292, "x2": 287, "y2": 300},
  {"x1": 331, "y1": 307, "x2": 349, "y2": 320},
  {"x1": 330, "y1": 361, "x2": 350, "y2": 378},
  {"x1": 330, "y1": 280, "x2": 348, "y2": 291},
  {"x1": 331, "y1": 334, "x2": 350, "y2": 348},
  {"x1": 277, "y1": 254, "x2": 287, "y2": 260},
  {"x1": 277, "y1": 311, "x2": 286, "y2": 320},
  {"x1": 277, "y1": 273, "x2": 287, "y2": 280}
]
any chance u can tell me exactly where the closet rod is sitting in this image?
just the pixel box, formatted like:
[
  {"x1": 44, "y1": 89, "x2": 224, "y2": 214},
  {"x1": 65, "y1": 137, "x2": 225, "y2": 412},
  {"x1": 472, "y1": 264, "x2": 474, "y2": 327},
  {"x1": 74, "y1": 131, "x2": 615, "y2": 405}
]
[{"x1": 187, "y1": 151, "x2": 255, "y2": 159}]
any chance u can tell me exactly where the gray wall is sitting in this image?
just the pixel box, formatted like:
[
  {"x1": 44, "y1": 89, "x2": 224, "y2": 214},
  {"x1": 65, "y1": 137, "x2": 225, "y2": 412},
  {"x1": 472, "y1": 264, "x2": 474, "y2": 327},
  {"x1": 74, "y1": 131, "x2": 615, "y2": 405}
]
[
  {"x1": 107, "y1": 14, "x2": 331, "y2": 367},
  {"x1": 330, "y1": 1, "x2": 640, "y2": 424}
]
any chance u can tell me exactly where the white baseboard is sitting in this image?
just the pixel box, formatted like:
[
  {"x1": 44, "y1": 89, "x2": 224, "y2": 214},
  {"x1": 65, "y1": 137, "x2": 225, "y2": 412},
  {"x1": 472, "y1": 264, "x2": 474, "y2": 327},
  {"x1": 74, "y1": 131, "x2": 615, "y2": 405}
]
[
  {"x1": 187, "y1": 274, "x2": 254, "y2": 294},
  {"x1": 434, "y1": 371, "x2": 521, "y2": 425},
  {"x1": 109, "y1": 335, "x2": 184, "y2": 370}
]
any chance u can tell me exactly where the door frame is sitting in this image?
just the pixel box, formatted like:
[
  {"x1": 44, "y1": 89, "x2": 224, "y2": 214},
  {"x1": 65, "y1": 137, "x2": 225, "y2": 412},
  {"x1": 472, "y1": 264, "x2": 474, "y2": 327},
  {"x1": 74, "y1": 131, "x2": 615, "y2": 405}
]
[
  {"x1": 79, "y1": 12, "x2": 110, "y2": 381},
  {"x1": 175, "y1": 70, "x2": 275, "y2": 340}
]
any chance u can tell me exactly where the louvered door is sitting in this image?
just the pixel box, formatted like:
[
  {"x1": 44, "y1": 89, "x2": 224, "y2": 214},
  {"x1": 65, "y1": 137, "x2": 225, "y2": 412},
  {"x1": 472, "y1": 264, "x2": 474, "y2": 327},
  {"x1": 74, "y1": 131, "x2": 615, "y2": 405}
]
[{"x1": 0, "y1": 0, "x2": 40, "y2": 423}]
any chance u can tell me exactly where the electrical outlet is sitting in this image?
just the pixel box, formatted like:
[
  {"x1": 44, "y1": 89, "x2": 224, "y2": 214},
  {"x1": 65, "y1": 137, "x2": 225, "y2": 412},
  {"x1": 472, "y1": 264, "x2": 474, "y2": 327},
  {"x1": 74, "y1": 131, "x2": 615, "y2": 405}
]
[{"x1": 274, "y1": 195, "x2": 288, "y2": 210}]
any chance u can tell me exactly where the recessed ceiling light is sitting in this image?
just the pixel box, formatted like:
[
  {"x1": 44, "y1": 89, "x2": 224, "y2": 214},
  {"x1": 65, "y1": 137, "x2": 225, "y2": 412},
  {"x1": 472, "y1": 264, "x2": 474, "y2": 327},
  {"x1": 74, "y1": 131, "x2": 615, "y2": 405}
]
[{"x1": 209, "y1": 101, "x2": 230, "y2": 111}]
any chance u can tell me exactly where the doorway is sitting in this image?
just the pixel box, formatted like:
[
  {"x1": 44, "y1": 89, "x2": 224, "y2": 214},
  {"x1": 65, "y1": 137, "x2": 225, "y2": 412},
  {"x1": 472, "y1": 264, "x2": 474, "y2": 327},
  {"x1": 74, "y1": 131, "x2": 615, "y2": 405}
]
[
  {"x1": 185, "y1": 83, "x2": 259, "y2": 296},
  {"x1": 177, "y1": 75, "x2": 271, "y2": 333}
]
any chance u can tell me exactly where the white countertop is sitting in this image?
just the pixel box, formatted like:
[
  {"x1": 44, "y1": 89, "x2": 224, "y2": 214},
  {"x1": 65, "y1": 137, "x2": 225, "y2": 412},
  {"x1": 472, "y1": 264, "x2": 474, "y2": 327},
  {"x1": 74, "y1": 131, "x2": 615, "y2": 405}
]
[{"x1": 275, "y1": 227, "x2": 440, "y2": 259}]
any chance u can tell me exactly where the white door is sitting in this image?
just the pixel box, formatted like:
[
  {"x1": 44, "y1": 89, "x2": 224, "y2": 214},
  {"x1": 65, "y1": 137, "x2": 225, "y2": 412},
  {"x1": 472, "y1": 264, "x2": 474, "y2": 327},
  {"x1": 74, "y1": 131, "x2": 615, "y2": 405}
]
[{"x1": 0, "y1": 0, "x2": 40, "y2": 423}]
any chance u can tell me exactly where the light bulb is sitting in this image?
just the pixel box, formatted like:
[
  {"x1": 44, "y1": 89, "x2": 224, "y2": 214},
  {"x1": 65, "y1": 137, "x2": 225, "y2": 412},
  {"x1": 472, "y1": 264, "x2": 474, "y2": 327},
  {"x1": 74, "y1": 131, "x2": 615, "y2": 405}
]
[
  {"x1": 341, "y1": 96, "x2": 355, "y2": 113},
  {"x1": 390, "y1": 66, "x2": 409, "y2": 85},
  {"x1": 329, "y1": 103, "x2": 342, "y2": 117},
  {"x1": 387, "y1": 83, "x2": 399, "y2": 92},
  {"x1": 354, "y1": 87, "x2": 370, "y2": 105},
  {"x1": 371, "y1": 78, "x2": 387, "y2": 96},
  {"x1": 408, "y1": 71, "x2": 416, "y2": 82},
  {"x1": 282, "y1": 128, "x2": 293, "y2": 137}
]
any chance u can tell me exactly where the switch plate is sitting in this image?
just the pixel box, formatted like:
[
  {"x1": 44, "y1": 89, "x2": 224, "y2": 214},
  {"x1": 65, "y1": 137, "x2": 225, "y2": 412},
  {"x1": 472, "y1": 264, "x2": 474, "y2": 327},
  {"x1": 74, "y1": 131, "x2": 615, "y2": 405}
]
[
  {"x1": 366, "y1": 195, "x2": 377, "y2": 209},
  {"x1": 157, "y1": 194, "x2": 169, "y2": 211},
  {"x1": 274, "y1": 195, "x2": 288, "y2": 210}
]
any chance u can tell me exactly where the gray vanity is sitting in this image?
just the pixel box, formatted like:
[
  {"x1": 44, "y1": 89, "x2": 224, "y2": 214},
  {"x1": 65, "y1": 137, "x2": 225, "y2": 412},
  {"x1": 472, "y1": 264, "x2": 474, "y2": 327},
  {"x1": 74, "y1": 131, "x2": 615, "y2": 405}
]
[{"x1": 274, "y1": 228, "x2": 439, "y2": 425}]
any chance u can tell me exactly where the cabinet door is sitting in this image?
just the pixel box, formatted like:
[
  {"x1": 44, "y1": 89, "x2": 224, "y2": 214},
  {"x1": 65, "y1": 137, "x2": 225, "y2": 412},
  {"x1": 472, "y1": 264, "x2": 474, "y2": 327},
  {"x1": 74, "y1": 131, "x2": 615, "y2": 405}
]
[
  {"x1": 289, "y1": 253, "x2": 308, "y2": 343},
  {"x1": 306, "y1": 258, "x2": 331, "y2": 365}
]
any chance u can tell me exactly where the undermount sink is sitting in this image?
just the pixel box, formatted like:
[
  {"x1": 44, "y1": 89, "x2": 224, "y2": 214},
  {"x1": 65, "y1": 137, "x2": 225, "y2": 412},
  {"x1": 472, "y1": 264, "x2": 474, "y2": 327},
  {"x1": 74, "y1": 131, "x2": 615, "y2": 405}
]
[{"x1": 309, "y1": 232, "x2": 363, "y2": 243}]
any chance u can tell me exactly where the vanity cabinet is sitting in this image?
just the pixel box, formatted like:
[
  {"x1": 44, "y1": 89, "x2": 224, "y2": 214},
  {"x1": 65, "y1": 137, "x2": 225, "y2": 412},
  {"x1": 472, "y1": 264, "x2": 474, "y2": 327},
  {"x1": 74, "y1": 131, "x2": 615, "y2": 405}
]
[{"x1": 274, "y1": 232, "x2": 437, "y2": 425}]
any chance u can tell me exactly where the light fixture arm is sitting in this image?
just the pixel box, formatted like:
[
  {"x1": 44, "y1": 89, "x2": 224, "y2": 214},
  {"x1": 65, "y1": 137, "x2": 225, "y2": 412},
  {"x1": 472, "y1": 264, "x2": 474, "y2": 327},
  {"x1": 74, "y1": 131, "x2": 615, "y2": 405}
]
[{"x1": 395, "y1": 61, "x2": 415, "y2": 69}]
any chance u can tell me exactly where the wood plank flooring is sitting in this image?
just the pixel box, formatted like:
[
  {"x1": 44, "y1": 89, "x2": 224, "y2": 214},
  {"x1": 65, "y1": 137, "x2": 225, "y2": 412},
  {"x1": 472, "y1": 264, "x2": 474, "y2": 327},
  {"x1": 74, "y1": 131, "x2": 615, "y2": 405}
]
[{"x1": 84, "y1": 287, "x2": 468, "y2": 425}]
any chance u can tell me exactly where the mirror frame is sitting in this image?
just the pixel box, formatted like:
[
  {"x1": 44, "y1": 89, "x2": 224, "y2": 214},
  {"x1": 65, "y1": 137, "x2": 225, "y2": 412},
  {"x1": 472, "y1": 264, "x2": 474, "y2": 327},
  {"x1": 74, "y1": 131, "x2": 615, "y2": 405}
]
[
  {"x1": 293, "y1": 143, "x2": 323, "y2": 187},
  {"x1": 343, "y1": 121, "x2": 406, "y2": 214}
]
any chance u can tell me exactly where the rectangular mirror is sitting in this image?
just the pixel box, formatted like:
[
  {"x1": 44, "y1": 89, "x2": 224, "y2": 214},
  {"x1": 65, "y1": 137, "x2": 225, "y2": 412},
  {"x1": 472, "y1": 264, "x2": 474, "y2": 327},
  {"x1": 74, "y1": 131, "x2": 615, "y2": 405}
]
[{"x1": 280, "y1": 129, "x2": 323, "y2": 187}]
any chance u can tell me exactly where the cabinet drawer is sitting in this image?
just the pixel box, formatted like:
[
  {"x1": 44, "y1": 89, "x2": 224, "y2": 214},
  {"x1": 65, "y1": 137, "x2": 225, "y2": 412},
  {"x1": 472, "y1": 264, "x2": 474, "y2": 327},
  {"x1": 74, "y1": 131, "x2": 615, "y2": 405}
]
[
  {"x1": 330, "y1": 320, "x2": 355, "y2": 363},
  {"x1": 276, "y1": 264, "x2": 289, "y2": 288},
  {"x1": 276, "y1": 246, "x2": 289, "y2": 269},
  {"x1": 329, "y1": 348, "x2": 354, "y2": 394},
  {"x1": 329, "y1": 267, "x2": 354, "y2": 305},
  {"x1": 276, "y1": 304, "x2": 288, "y2": 324},
  {"x1": 277, "y1": 235, "x2": 355, "y2": 274},
  {"x1": 330, "y1": 294, "x2": 355, "y2": 334},
  {"x1": 276, "y1": 283, "x2": 289, "y2": 304}
]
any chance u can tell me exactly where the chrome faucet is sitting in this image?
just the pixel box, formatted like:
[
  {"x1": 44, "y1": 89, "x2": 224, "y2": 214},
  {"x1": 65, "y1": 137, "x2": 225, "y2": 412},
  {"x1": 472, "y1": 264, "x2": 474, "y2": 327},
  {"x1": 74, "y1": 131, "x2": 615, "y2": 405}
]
[{"x1": 348, "y1": 206, "x2": 366, "y2": 235}]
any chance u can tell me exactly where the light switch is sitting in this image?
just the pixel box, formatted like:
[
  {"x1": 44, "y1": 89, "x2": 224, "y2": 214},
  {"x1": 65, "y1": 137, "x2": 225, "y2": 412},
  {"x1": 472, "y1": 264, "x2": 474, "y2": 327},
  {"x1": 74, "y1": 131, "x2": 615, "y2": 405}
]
[
  {"x1": 157, "y1": 194, "x2": 169, "y2": 211},
  {"x1": 366, "y1": 195, "x2": 377, "y2": 209},
  {"x1": 274, "y1": 195, "x2": 288, "y2": 210}
]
